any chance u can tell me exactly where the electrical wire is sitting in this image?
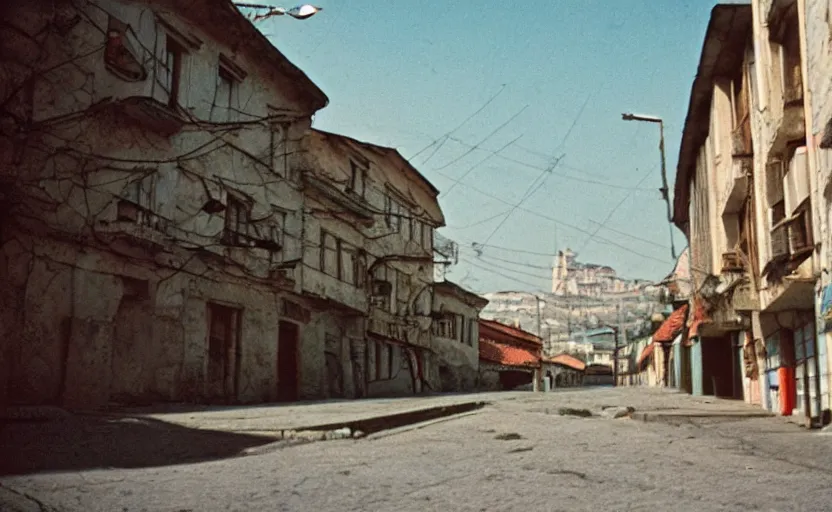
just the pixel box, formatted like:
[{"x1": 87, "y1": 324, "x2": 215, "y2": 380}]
[
  {"x1": 576, "y1": 165, "x2": 655, "y2": 254},
  {"x1": 407, "y1": 84, "x2": 507, "y2": 163},
  {"x1": 440, "y1": 134, "x2": 523, "y2": 198},
  {"x1": 432, "y1": 169, "x2": 673, "y2": 264},
  {"x1": 478, "y1": 90, "x2": 595, "y2": 246},
  {"x1": 433, "y1": 104, "x2": 529, "y2": 171}
]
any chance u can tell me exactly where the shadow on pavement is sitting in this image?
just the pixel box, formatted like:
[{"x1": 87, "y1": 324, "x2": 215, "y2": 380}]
[{"x1": 0, "y1": 414, "x2": 276, "y2": 476}]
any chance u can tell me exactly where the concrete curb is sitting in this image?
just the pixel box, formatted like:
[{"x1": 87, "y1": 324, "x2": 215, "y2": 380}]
[
  {"x1": 632, "y1": 410, "x2": 774, "y2": 424},
  {"x1": 365, "y1": 409, "x2": 484, "y2": 440},
  {"x1": 240, "y1": 401, "x2": 488, "y2": 454}
]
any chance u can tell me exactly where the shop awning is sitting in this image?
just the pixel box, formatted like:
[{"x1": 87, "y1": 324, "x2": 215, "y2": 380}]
[
  {"x1": 653, "y1": 304, "x2": 689, "y2": 344},
  {"x1": 637, "y1": 343, "x2": 655, "y2": 367}
]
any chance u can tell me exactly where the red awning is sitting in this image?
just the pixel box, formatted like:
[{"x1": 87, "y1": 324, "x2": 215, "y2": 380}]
[
  {"x1": 479, "y1": 339, "x2": 540, "y2": 368},
  {"x1": 653, "y1": 304, "x2": 689, "y2": 344},
  {"x1": 545, "y1": 354, "x2": 586, "y2": 371},
  {"x1": 687, "y1": 298, "x2": 710, "y2": 339},
  {"x1": 637, "y1": 343, "x2": 655, "y2": 367}
]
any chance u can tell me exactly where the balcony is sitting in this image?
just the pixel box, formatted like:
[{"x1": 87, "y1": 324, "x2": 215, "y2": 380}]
[
  {"x1": 301, "y1": 174, "x2": 375, "y2": 226},
  {"x1": 720, "y1": 154, "x2": 752, "y2": 215},
  {"x1": 96, "y1": 96, "x2": 185, "y2": 137},
  {"x1": 367, "y1": 308, "x2": 429, "y2": 347},
  {"x1": 96, "y1": 199, "x2": 169, "y2": 251},
  {"x1": 301, "y1": 266, "x2": 368, "y2": 313},
  {"x1": 732, "y1": 280, "x2": 760, "y2": 311}
]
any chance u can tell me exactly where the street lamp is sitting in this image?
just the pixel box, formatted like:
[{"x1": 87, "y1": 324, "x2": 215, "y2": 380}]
[
  {"x1": 235, "y1": 3, "x2": 323, "y2": 21},
  {"x1": 621, "y1": 112, "x2": 677, "y2": 261}
]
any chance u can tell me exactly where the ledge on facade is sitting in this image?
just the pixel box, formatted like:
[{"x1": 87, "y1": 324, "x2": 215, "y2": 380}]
[
  {"x1": 95, "y1": 199, "x2": 170, "y2": 252},
  {"x1": 721, "y1": 156, "x2": 751, "y2": 215},
  {"x1": 303, "y1": 292, "x2": 367, "y2": 316},
  {"x1": 221, "y1": 230, "x2": 282, "y2": 252},
  {"x1": 301, "y1": 174, "x2": 375, "y2": 225},
  {"x1": 368, "y1": 309, "x2": 430, "y2": 348},
  {"x1": 100, "y1": 96, "x2": 186, "y2": 137},
  {"x1": 762, "y1": 275, "x2": 815, "y2": 313},
  {"x1": 770, "y1": 102, "x2": 806, "y2": 156}
]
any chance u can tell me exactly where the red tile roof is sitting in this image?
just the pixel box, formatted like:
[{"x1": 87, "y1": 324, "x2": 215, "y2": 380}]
[
  {"x1": 479, "y1": 339, "x2": 540, "y2": 368},
  {"x1": 479, "y1": 319, "x2": 542, "y2": 346},
  {"x1": 653, "y1": 304, "x2": 688, "y2": 344},
  {"x1": 545, "y1": 354, "x2": 586, "y2": 371},
  {"x1": 637, "y1": 343, "x2": 655, "y2": 367}
]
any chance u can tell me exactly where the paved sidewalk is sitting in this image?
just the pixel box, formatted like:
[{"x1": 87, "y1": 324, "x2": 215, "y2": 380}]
[{"x1": 110, "y1": 393, "x2": 498, "y2": 433}]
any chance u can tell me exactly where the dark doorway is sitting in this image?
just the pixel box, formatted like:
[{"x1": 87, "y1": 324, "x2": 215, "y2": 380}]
[
  {"x1": 206, "y1": 303, "x2": 241, "y2": 403},
  {"x1": 277, "y1": 320, "x2": 300, "y2": 402}
]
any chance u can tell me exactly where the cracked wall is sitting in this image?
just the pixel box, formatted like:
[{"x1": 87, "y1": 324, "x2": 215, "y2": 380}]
[{"x1": 0, "y1": 0, "x2": 325, "y2": 407}]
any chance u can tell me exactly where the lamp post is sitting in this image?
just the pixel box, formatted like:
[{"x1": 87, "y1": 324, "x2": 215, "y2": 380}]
[
  {"x1": 234, "y1": 3, "x2": 323, "y2": 21},
  {"x1": 621, "y1": 112, "x2": 677, "y2": 261}
]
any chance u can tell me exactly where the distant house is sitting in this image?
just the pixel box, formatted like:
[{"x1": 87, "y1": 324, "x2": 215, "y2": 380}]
[
  {"x1": 431, "y1": 281, "x2": 489, "y2": 392},
  {"x1": 542, "y1": 354, "x2": 585, "y2": 388},
  {"x1": 478, "y1": 319, "x2": 542, "y2": 391}
]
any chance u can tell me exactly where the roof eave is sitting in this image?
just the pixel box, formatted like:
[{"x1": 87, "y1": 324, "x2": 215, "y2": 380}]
[
  {"x1": 673, "y1": 4, "x2": 752, "y2": 230},
  {"x1": 217, "y1": 0, "x2": 328, "y2": 112}
]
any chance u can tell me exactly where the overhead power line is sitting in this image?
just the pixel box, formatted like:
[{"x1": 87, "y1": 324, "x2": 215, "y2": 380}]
[
  {"x1": 479, "y1": 90, "x2": 594, "y2": 246},
  {"x1": 408, "y1": 84, "x2": 507, "y2": 163},
  {"x1": 432, "y1": 169, "x2": 673, "y2": 265},
  {"x1": 434, "y1": 105, "x2": 529, "y2": 171}
]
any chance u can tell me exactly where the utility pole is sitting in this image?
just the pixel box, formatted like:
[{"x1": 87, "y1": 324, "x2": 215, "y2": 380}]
[
  {"x1": 621, "y1": 112, "x2": 677, "y2": 260},
  {"x1": 536, "y1": 295, "x2": 542, "y2": 340},
  {"x1": 613, "y1": 303, "x2": 621, "y2": 387}
]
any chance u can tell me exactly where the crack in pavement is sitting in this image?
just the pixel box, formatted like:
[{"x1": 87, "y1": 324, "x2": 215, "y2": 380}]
[{"x1": 0, "y1": 484, "x2": 57, "y2": 512}]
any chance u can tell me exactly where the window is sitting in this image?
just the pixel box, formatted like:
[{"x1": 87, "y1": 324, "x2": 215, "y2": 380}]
[
  {"x1": 789, "y1": 206, "x2": 813, "y2": 253},
  {"x1": 224, "y1": 195, "x2": 251, "y2": 244},
  {"x1": 433, "y1": 313, "x2": 457, "y2": 339},
  {"x1": 321, "y1": 230, "x2": 339, "y2": 277},
  {"x1": 215, "y1": 66, "x2": 236, "y2": 122},
  {"x1": 341, "y1": 244, "x2": 356, "y2": 284},
  {"x1": 779, "y1": 8, "x2": 803, "y2": 103},
  {"x1": 385, "y1": 196, "x2": 403, "y2": 231},
  {"x1": 410, "y1": 219, "x2": 420, "y2": 243},
  {"x1": 468, "y1": 318, "x2": 477, "y2": 346},
  {"x1": 122, "y1": 171, "x2": 155, "y2": 209},
  {"x1": 370, "y1": 265, "x2": 395, "y2": 311},
  {"x1": 270, "y1": 211, "x2": 286, "y2": 251},
  {"x1": 160, "y1": 36, "x2": 184, "y2": 107},
  {"x1": 347, "y1": 160, "x2": 366, "y2": 197},
  {"x1": 375, "y1": 342, "x2": 384, "y2": 380},
  {"x1": 422, "y1": 224, "x2": 433, "y2": 251}
]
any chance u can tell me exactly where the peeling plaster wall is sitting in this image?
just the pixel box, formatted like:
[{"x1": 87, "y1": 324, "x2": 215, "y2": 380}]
[
  {"x1": 0, "y1": 0, "x2": 322, "y2": 407},
  {"x1": 805, "y1": 0, "x2": 832, "y2": 413},
  {"x1": 297, "y1": 131, "x2": 444, "y2": 397},
  {"x1": 431, "y1": 290, "x2": 482, "y2": 392},
  {"x1": 749, "y1": 0, "x2": 817, "y2": 312}
]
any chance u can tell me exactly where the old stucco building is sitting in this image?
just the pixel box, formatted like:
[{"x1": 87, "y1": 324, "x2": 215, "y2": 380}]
[
  {"x1": 674, "y1": 1, "x2": 832, "y2": 427},
  {"x1": 431, "y1": 280, "x2": 489, "y2": 392},
  {"x1": 0, "y1": 0, "x2": 331, "y2": 408},
  {"x1": 296, "y1": 129, "x2": 447, "y2": 398}
]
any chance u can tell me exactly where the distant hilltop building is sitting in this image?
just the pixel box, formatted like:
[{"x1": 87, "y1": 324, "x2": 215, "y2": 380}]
[{"x1": 551, "y1": 249, "x2": 638, "y2": 297}]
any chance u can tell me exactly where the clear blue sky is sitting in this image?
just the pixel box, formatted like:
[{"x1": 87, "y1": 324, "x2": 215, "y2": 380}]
[{"x1": 261, "y1": 0, "x2": 728, "y2": 294}]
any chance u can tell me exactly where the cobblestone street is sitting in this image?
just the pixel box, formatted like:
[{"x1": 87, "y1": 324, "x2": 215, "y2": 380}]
[{"x1": 3, "y1": 388, "x2": 832, "y2": 511}]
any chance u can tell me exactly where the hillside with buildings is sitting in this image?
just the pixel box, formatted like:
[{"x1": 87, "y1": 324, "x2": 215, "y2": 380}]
[{"x1": 480, "y1": 248, "x2": 666, "y2": 361}]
